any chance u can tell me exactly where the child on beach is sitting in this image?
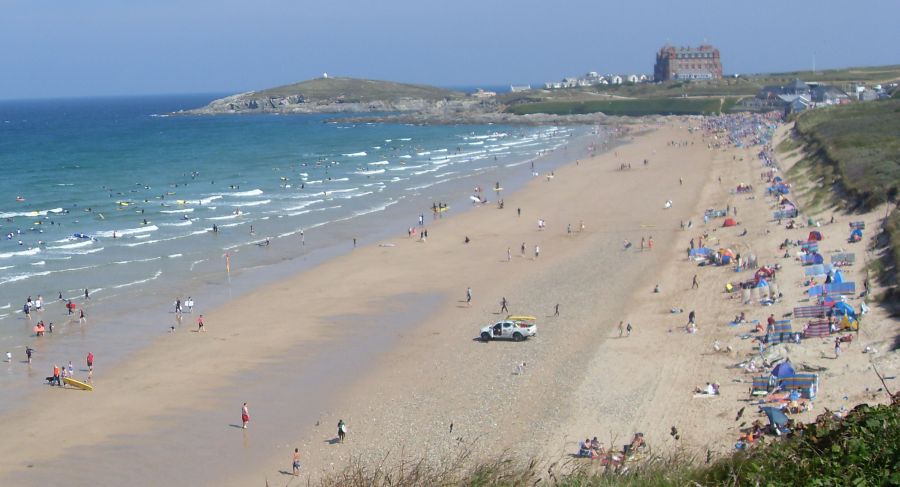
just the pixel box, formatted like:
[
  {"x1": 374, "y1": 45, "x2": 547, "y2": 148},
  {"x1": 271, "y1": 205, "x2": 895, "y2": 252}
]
[
  {"x1": 337, "y1": 419, "x2": 347, "y2": 443},
  {"x1": 197, "y1": 315, "x2": 205, "y2": 332},
  {"x1": 292, "y1": 448, "x2": 301, "y2": 476},
  {"x1": 241, "y1": 403, "x2": 249, "y2": 429}
]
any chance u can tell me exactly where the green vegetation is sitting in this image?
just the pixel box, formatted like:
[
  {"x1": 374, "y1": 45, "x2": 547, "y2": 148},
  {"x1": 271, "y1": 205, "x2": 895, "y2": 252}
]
[
  {"x1": 794, "y1": 99, "x2": 900, "y2": 209},
  {"x1": 254, "y1": 77, "x2": 463, "y2": 103},
  {"x1": 884, "y1": 208, "x2": 900, "y2": 304},
  {"x1": 317, "y1": 399, "x2": 900, "y2": 486},
  {"x1": 507, "y1": 98, "x2": 735, "y2": 117}
]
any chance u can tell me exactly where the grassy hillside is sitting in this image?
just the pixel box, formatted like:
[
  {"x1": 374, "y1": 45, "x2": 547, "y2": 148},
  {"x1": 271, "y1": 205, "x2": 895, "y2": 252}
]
[
  {"x1": 794, "y1": 99, "x2": 900, "y2": 209},
  {"x1": 507, "y1": 98, "x2": 737, "y2": 116},
  {"x1": 253, "y1": 77, "x2": 464, "y2": 102}
]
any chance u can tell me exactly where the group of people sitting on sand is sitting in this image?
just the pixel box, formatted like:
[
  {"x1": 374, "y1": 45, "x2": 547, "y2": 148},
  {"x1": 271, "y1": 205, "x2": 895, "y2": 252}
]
[{"x1": 577, "y1": 432, "x2": 646, "y2": 462}]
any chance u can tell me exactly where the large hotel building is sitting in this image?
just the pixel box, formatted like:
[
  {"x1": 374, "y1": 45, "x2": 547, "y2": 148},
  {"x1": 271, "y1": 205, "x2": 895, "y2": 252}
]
[{"x1": 654, "y1": 44, "x2": 723, "y2": 82}]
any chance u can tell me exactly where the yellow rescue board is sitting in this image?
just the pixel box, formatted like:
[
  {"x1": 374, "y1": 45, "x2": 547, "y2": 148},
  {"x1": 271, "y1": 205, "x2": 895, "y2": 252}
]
[{"x1": 63, "y1": 377, "x2": 93, "y2": 391}]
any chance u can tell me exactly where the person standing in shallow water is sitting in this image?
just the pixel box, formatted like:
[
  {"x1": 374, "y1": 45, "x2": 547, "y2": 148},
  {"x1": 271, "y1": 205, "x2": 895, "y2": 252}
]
[{"x1": 241, "y1": 402, "x2": 249, "y2": 429}]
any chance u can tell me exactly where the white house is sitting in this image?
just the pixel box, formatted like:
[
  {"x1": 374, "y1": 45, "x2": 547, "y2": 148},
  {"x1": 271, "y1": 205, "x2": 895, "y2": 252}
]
[
  {"x1": 510, "y1": 85, "x2": 531, "y2": 93},
  {"x1": 611, "y1": 75, "x2": 623, "y2": 85},
  {"x1": 626, "y1": 74, "x2": 639, "y2": 84}
]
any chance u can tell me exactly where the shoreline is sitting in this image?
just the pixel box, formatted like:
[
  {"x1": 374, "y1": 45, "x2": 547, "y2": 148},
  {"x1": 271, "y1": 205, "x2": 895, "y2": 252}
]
[
  {"x1": 0, "y1": 121, "x2": 620, "y2": 484},
  {"x1": 2, "y1": 115, "x2": 894, "y2": 486}
]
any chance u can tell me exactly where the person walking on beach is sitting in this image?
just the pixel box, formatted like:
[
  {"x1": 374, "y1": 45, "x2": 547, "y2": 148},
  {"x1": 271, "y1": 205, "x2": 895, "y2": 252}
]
[
  {"x1": 521, "y1": 242, "x2": 526, "y2": 257},
  {"x1": 241, "y1": 402, "x2": 249, "y2": 429},
  {"x1": 618, "y1": 320, "x2": 625, "y2": 337},
  {"x1": 507, "y1": 247, "x2": 511, "y2": 262},
  {"x1": 87, "y1": 352, "x2": 94, "y2": 371},
  {"x1": 500, "y1": 297, "x2": 508, "y2": 314},
  {"x1": 692, "y1": 274, "x2": 699, "y2": 289},
  {"x1": 79, "y1": 308, "x2": 86, "y2": 324},
  {"x1": 834, "y1": 339, "x2": 842, "y2": 359},
  {"x1": 175, "y1": 298, "x2": 182, "y2": 314},
  {"x1": 197, "y1": 315, "x2": 205, "y2": 332},
  {"x1": 84, "y1": 288, "x2": 90, "y2": 300},
  {"x1": 688, "y1": 310, "x2": 696, "y2": 325},
  {"x1": 186, "y1": 297, "x2": 194, "y2": 313},
  {"x1": 337, "y1": 419, "x2": 347, "y2": 443},
  {"x1": 554, "y1": 303, "x2": 560, "y2": 317},
  {"x1": 353, "y1": 237, "x2": 357, "y2": 248},
  {"x1": 534, "y1": 245, "x2": 540, "y2": 259},
  {"x1": 292, "y1": 448, "x2": 301, "y2": 476},
  {"x1": 25, "y1": 347, "x2": 33, "y2": 364},
  {"x1": 517, "y1": 207, "x2": 521, "y2": 217},
  {"x1": 466, "y1": 287, "x2": 472, "y2": 306},
  {"x1": 626, "y1": 322, "x2": 632, "y2": 336}
]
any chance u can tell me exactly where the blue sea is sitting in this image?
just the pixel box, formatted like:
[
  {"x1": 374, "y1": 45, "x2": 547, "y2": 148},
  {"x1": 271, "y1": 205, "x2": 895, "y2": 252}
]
[{"x1": 0, "y1": 94, "x2": 601, "y2": 408}]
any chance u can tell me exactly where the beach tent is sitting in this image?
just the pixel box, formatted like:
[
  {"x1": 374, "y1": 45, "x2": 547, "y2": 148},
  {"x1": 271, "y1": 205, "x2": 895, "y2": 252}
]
[
  {"x1": 833, "y1": 301, "x2": 856, "y2": 318},
  {"x1": 772, "y1": 361, "x2": 796, "y2": 379},
  {"x1": 807, "y1": 231, "x2": 823, "y2": 241},
  {"x1": 761, "y1": 407, "x2": 790, "y2": 427},
  {"x1": 832, "y1": 269, "x2": 844, "y2": 283},
  {"x1": 773, "y1": 176, "x2": 783, "y2": 183},
  {"x1": 849, "y1": 228, "x2": 863, "y2": 241},
  {"x1": 723, "y1": 218, "x2": 737, "y2": 227}
]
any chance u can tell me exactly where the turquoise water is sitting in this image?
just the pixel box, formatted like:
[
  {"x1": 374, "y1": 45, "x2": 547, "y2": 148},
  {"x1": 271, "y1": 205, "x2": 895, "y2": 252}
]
[{"x1": 0, "y1": 95, "x2": 594, "y2": 407}]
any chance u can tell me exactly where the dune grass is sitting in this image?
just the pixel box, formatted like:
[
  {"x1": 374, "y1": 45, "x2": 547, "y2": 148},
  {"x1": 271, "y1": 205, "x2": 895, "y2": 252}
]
[{"x1": 313, "y1": 399, "x2": 899, "y2": 486}]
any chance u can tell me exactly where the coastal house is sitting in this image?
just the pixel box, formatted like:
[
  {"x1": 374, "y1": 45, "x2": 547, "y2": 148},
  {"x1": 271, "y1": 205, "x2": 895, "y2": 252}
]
[
  {"x1": 509, "y1": 85, "x2": 531, "y2": 93},
  {"x1": 626, "y1": 74, "x2": 639, "y2": 83},
  {"x1": 471, "y1": 88, "x2": 496, "y2": 99},
  {"x1": 777, "y1": 94, "x2": 811, "y2": 115},
  {"x1": 611, "y1": 75, "x2": 623, "y2": 85},
  {"x1": 809, "y1": 84, "x2": 850, "y2": 105}
]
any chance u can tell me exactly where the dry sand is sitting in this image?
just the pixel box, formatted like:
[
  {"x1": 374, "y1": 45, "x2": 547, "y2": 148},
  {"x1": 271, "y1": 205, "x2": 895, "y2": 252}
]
[{"x1": 0, "y1": 119, "x2": 895, "y2": 486}]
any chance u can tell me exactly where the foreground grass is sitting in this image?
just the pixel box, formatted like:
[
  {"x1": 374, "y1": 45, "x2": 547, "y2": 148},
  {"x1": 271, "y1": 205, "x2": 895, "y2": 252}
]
[
  {"x1": 507, "y1": 98, "x2": 734, "y2": 116},
  {"x1": 315, "y1": 399, "x2": 899, "y2": 486}
]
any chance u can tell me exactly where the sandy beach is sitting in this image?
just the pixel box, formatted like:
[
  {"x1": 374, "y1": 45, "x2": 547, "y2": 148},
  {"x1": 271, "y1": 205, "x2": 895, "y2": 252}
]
[{"x1": 1, "y1": 117, "x2": 895, "y2": 486}]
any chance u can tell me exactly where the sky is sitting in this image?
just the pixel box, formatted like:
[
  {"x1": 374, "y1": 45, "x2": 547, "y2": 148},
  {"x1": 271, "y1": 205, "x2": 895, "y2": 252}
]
[{"x1": 2, "y1": 0, "x2": 898, "y2": 99}]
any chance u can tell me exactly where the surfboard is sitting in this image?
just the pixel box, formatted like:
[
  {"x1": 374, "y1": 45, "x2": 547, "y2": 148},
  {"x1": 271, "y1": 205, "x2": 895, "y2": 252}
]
[
  {"x1": 63, "y1": 377, "x2": 93, "y2": 391},
  {"x1": 493, "y1": 187, "x2": 503, "y2": 192}
]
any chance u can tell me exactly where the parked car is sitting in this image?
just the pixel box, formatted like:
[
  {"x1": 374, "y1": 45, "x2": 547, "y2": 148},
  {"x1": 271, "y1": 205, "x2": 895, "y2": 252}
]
[{"x1": 480, "y1": 316, "x2": 537, "y2": 342}]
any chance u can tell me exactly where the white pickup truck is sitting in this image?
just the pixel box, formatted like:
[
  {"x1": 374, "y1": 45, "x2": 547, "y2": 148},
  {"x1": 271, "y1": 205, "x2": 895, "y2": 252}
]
[{"x1": 480, "y1": 316, "x2": 537, "y2": 342}]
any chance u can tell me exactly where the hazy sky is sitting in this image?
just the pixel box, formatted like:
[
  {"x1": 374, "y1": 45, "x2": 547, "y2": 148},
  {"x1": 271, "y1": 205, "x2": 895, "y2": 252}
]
[{"x1": 2, "y1": 0, "x2": 898, "y2": 99}]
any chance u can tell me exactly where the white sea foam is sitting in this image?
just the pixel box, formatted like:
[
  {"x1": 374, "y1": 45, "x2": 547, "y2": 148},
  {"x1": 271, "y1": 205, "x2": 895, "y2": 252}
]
[
  {"x1": 49, "y1": 240, "x2": 94, "y2": 250},
  {"x1": 168, "y1": 253, "x2": 183, "y2": 258},
  {"x1": 355, "y1": 169, "x2": 385, "y2": 175},
  {"x1": 229, "y1": 189, "x2": 264, "y2": 197},
  {"x1": 114, "y1": 257, "x2": 161, "y2": 265},
  {"x1": 343, "y1": 151, "x2": 367, "y2": 157},
  {"x1": 399, "y1": 155, "x2": 412, "y2": 159},
  {"x1": 0, "y1": 208, "x2": 64, "y2": 219},
  {"x1": 112, "y1": 270, "x2": 162, "y2": 289},
  {"x1": 398, "y1": 138, "x2": 411, "y2": 141},
  {"x1": 0, "y1": 248, "x2": 41, "y2": 259},
  {"x1": 160, "y1": 208, "x2": 194, "y2": 214},
  {"x1": 160, "y1": 220, "x2": 193, "y2": 227},
  {"x1": 94, "y1": 225, "x2": 158, "y2": 238},
  {"x1": 31, "y1": 261, "x2": 46, "y2": 266},
  {"x1": 389, "y1": 164, "x2": 425, "y2": 171},
  {"x1": 66, "y1": 247, "x2": 104, "y2": 255},
  {"x1": 207, "y1": 214, "x2": 240, "y2": 221},
  {"x1": 412, "y1": 167, "x2": 439, "y2": 175},
  {"x1": 368, "y1": 160, "x2": 389, "y2": 166},
  {"x1": 229, "y1": 199, "x2": 270, "y2": 207},
  {"x1": 284, "y1": 200, "x2": 324, "y2": 211}
]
